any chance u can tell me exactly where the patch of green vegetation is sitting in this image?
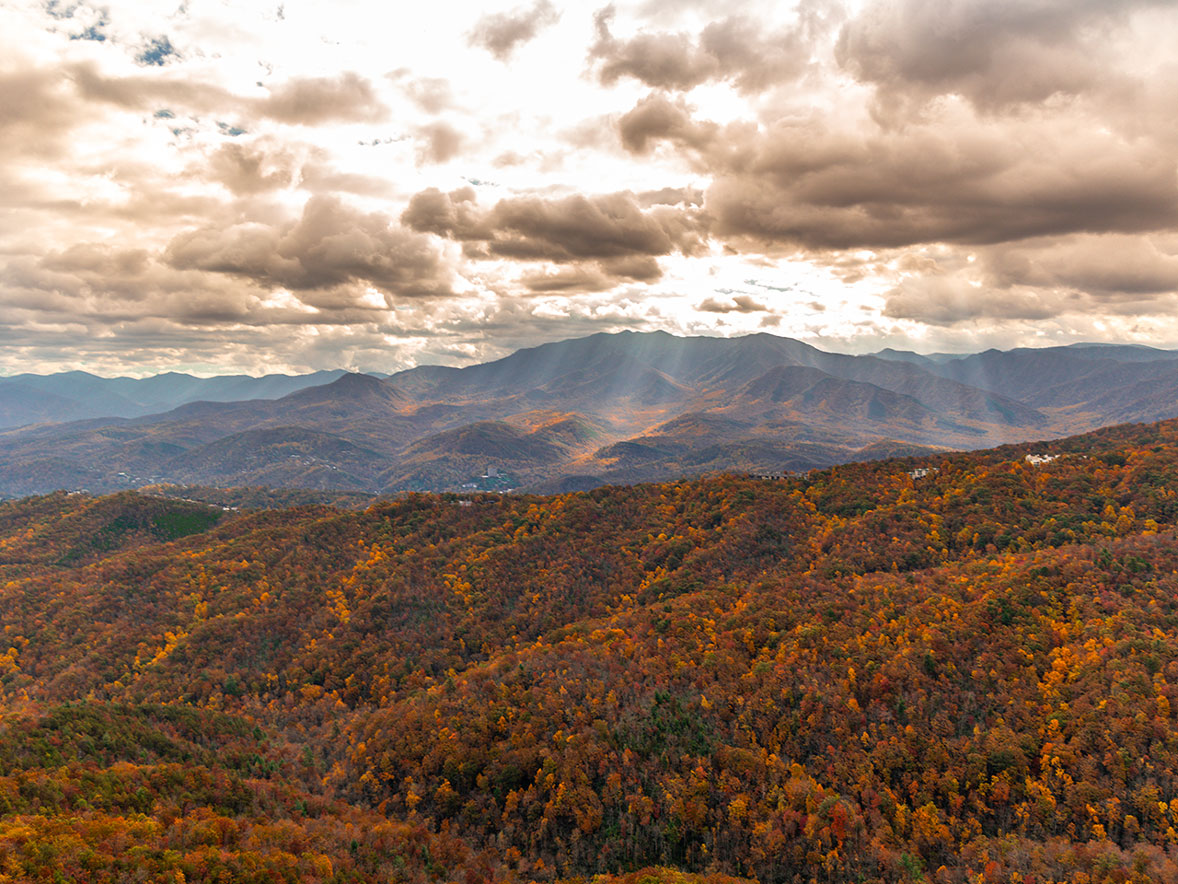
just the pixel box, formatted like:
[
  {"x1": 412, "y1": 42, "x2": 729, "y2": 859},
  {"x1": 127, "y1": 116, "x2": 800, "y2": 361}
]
[{"x1": 150, "y1": 506, "x2": 221, "y2": 541}]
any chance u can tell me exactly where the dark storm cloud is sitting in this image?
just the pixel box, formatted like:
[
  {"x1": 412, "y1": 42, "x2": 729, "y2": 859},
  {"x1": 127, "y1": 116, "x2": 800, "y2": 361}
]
[
  {"x1": 166, "y1": 195, "x2": 452, "y2": 296},
  {"x1": 589, "y1": 4, "x2": 814, "y2": 93},
  {"x1": 595, "y1": 3, "x2": 1178, "y2": 266},
  {"x1": 603, "y1": 63, "x2": 1178, "y2": 329},
  {"x1": 836, "y1": 0, "x2": 1171, "y2": 115},
  {"x1": 468, "y1": 1, "x2": 559, "y2": 61}
]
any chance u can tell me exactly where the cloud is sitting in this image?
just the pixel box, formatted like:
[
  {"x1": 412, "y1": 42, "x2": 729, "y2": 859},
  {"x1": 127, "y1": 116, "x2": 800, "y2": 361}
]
[
  {"x1": 618, "y1": 93, "x2": 716, "y2": 154},
  {"x1": 41, "y1": 243, "x2": 151, "y2": 278},
  {"x1": 415, "y1": 121, "x2": 465, "y2": 164},
  {"x1": 488, "y1": 191, "x2": 705, "y2": 261},
  {"x1": 1, "y1": 242, "x2": 262, "y2": 327},
  {"x1": 697, "y1": 294, "x2": 771, "y2": 313},
  {"x1": 518, "y1": 255, "x2": 663, "y2": 291},
  {"x1": 882, "y1": 274, "x2": 1072, "y2": 325},
  {"x1": 297, "y1": 161, "x2": 396, "y2": 197},
  {"x1": 589, "y1": 5, "x2": 814, "y2": 93},
  {"x1": 636, "y1": 186, "x2": 703, "y2": 207},
  {"x1": 880, "y1": 233, "x2": 1178, "y2": 326},
  {"x1": 599, "y1": 254, "x2": 662, "y2": 281},
  {"x1": 692, "y1": 13, "x2": 814, "y2": 92},
  {"x1": 66, "y1": 62, "x2": 388, "y2": 125},
  {"x1": 67, "y1": 60, "x2": 233, "y2": 112},
  {"x1": 519, "y1": 264, "x2": 616, "y2": 293},
  {"x1": 166, "y1": 195, "x2": 452, "y2": 297},
  {"x1": 257, "y1": 72, "x2": 388, "y2": 125},
  {"x1": 402, "y1": 187, "x2": 704, "y2": 289},
  {"x1": 404, "y1": 186, "x2": 707, "y2": 264},
  {"x1": 0, "y1": 66, "x2": 79, "y2": 159},
  {"x1": 207, "y1": 140, "x2": 297, "y2": 194},
  {"x1": 702, "y1": 115, "x2": 1178, "y2": 251},
  {"x1": 401, "y1": 76, "x2": 454, "y2": 114},
  {"x1": 401, "y1": 186, "x2": 491, "y2": 240},
  {"x1": 836, "y1": 0, "x2": 1173, "y2": 117},
  {"x1": 468, "y1": 1, "x2": 559, "y2": 61},
  {"x1": 983, "y1": 235, "x2": 1178, "y2": 297}
]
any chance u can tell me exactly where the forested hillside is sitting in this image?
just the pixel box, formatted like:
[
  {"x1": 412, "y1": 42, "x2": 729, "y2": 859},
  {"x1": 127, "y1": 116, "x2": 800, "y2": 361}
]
[{"x1": 4, "y1": 419, "x2": 1178, "y2": 882}]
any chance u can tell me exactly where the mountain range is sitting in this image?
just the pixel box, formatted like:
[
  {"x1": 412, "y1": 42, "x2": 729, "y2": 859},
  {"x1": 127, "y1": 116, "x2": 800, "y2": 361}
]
[
  {"x1": 1, "y1": 332, "x2": 1176, "y2": 497},
  {"x1": 0, "y1": 369, "x2": 350, "y2": 427}
]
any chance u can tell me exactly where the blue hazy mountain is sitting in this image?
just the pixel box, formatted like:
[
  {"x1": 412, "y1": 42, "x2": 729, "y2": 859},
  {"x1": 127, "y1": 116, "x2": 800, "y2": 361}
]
[{"x1": 0, "y1": 369, "x2": 349, "y2": 428}]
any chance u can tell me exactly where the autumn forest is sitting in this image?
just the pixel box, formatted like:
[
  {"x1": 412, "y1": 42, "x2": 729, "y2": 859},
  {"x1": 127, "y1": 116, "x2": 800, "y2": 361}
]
[{"x1": 5, "y1": 418, "x2": 1178, "y2": 882}]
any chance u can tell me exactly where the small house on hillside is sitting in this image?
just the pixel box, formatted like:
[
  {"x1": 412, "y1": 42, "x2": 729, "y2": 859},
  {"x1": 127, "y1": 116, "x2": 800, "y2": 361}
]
[{"x1": 1025, "y1": 453, "x2": 1059, "y2": 466}]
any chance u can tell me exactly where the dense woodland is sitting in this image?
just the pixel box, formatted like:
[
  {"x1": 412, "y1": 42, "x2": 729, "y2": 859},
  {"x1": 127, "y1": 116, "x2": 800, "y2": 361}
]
[{"x1": 5, "y1": 419, "x2": 1178, "y2": 881}]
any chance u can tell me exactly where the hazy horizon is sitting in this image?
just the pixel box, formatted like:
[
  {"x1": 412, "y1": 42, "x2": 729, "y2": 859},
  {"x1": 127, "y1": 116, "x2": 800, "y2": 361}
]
[{"x1": 1, "y1": 329, "x2": 1174, "y2": 381}]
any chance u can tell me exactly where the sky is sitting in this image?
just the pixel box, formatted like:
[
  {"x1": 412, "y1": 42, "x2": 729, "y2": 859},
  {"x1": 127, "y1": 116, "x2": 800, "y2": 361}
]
[{"x1": 3, "y1": 0, "x2": 1178, "y2": 376}]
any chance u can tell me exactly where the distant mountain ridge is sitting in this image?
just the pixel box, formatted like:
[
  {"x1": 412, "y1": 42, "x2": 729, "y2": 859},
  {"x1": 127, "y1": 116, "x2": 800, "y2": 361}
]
[
  {"x1": 0, "y1": 369, "x2": 351, "y2": 428},
  {"x1": 0, "y1": 331, "x2": 1175, "y2": 497}
]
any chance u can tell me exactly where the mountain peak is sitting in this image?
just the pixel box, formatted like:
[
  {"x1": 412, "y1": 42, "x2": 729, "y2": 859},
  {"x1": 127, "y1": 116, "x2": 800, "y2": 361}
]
[
  {"x1": 331, "y1": 372, "x2": 387, "y2": 390},
  {"x1": 280, "y1": 371, "x2": 407, "y2": 409}
]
